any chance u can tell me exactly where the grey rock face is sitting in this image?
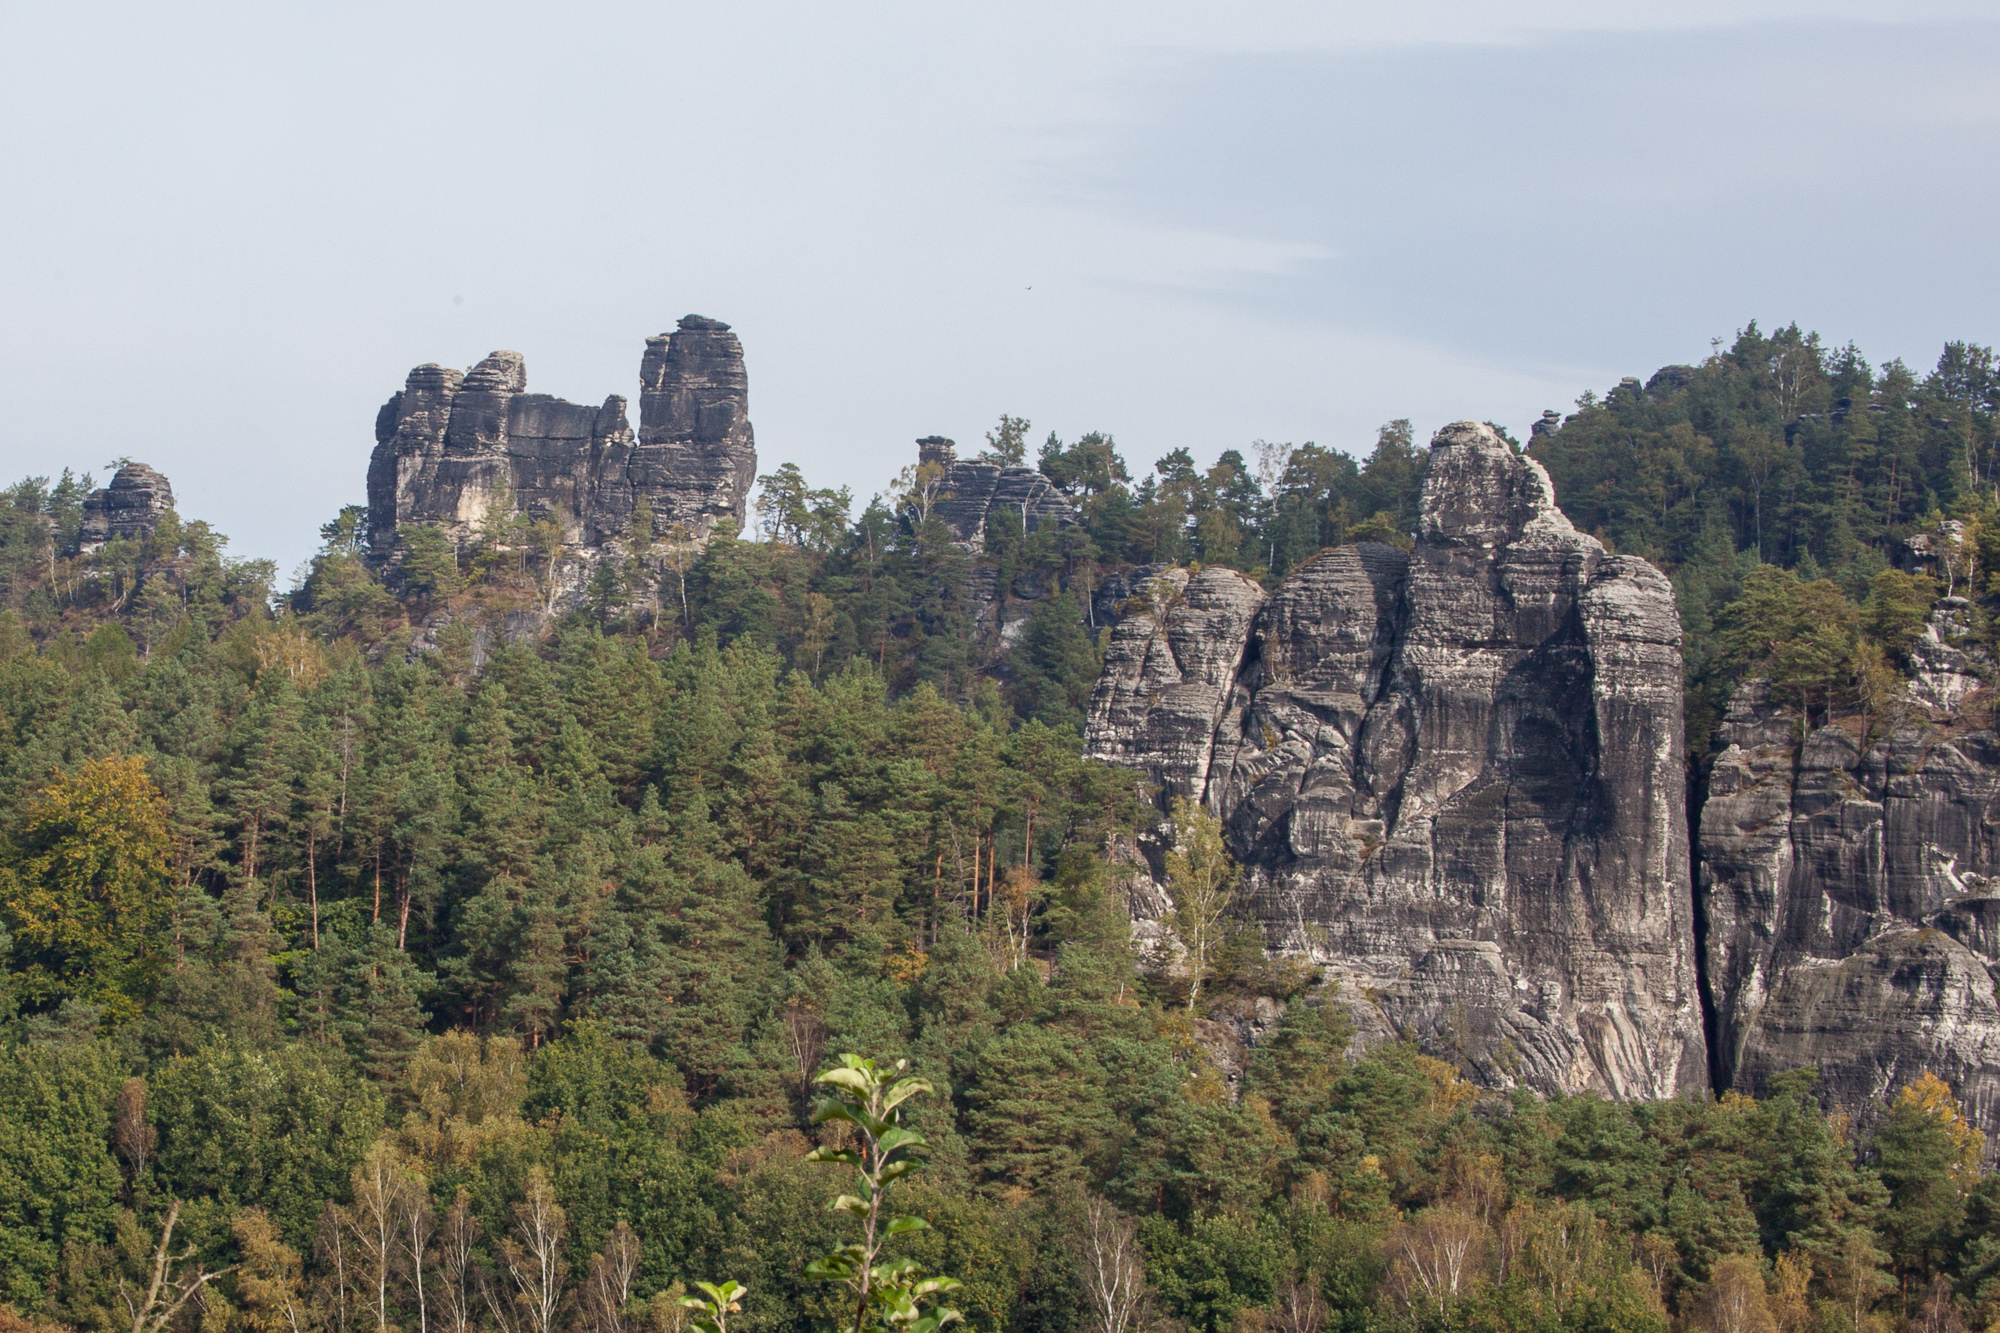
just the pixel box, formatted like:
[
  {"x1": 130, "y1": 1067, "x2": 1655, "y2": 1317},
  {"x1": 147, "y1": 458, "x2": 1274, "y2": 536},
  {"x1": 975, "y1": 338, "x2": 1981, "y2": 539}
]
[
  {"x1": 637, "y1": 317, "x2": 760, "y2": 539},
  {"x1": 1907, "y1": 599, "x2": 1989, "y2": 712},
  {"x1": 365, "y1": 316, "x2": 756, "y2": 596},
  {"x1": 78, "y1": 463, "x2": 175, "y2": 552},
  {"x1": 913, "y1": 437, "x2": 1075, "y2": 551},
  {"x1": 902, "y1": 435, "x2": 1079, "y2": 639},
  {"x1": 1085, "y1": 421, "x2": 1707, "y2": 1100},
  {"x1": 1700, "y1": 685, "x2": 2000, "y2": 1130}
]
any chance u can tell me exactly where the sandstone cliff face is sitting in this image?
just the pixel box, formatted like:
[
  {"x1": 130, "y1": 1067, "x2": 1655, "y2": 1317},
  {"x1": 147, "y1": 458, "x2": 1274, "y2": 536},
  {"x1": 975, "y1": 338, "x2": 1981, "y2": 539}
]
[
  {"x1": 365, "y1": 316, "x2": 756, "y2": 593},
  {"x1": 1700, "y1": 684, "x2": 2000, "y2": 1129},
  {"x1": 78, "y1": 463, "x2": 175, "y2": 552},
  {"x1": 1085, "y1": 421, "x2": 1707, "y2": 1100}
]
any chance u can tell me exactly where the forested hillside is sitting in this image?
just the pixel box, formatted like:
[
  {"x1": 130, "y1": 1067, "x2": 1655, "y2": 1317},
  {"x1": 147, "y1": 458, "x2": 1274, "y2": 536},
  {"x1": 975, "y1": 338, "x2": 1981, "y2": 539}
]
[{"x1": 0, "y1": 323, "x2": 1997, "y2": 1333}]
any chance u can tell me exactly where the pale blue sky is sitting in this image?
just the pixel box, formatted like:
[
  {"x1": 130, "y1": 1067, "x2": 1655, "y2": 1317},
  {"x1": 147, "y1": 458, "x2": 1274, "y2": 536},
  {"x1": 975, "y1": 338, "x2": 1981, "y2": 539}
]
[{"x1": 2, "y1": 2, "x2": 1996, "y2": 578}]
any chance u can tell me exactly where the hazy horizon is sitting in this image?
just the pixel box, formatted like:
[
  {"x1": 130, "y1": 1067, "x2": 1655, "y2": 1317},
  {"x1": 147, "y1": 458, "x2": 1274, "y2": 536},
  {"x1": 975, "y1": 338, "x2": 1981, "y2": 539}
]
[{"x1": 4, "y1": 2, "x2": 1996, "y2": 579}]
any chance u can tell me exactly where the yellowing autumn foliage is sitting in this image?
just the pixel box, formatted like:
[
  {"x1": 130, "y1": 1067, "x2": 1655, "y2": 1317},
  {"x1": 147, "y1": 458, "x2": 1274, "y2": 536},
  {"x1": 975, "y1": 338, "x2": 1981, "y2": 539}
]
[
  {"x1": 0, "y1": 755, "x2": 172, "y2": 1021},
  {"x1": 1895, "y1": 1071, "x2": 1986, "y2": 1183}
]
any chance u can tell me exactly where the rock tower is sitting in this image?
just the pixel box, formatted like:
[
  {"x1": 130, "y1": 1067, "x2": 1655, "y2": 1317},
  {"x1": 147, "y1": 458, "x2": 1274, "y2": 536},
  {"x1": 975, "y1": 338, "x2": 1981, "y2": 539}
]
[
  {"x1": 1086, "y1": 422, "x2": 1708, "y2": 1100},
  {"x1": 77, "y1": 463, "x2": 175, "y2": 552},
  {"x1": 364, "y1": 316, "x2": 757, "y2": 585}
]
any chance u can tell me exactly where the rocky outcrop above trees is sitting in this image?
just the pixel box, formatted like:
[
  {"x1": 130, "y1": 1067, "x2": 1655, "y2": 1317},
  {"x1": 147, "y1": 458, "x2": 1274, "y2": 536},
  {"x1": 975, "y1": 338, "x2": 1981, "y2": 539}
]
[
  {"x1": 903, "y1": 435, "x2": 1078, "y2": 640},
  {"x1": 77, "y1": 463, "x2": 175, "y2": 552},
  {"x1": 364, "y1": 316, "x2": 757, "y2": 597},
  {"x1": 1085, "y1": 421, "x2": 1708, "y2": 1102},
  {"x1": 916, "y1": 436, "x2": 1074, "y2": 552}
]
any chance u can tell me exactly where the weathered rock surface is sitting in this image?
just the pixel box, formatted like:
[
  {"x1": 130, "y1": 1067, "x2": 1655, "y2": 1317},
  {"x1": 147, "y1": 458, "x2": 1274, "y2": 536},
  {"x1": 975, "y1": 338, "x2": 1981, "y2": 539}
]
[
  {"x1": 902, "y1": 435, "x2": 1079, "y2": 640},
  {"x1": 78, "y1": 463, "x2": 175, "y2": 552},
  {"x1": 1908, "y1": 599, "x2": 1990, "y2": 712},
  {"x1": 917, "y1": 436, "x2": 1074, "y2": 552},
  {"x1": 1086, "y1": 421, "x2": 1707, "y2": 1101},
  {"x1": 365, "y1": 316, "x2": 756, "y2": 597},
  {"x1": 1700, "y1": 683, "x2": 2000, "y2": 1130}
]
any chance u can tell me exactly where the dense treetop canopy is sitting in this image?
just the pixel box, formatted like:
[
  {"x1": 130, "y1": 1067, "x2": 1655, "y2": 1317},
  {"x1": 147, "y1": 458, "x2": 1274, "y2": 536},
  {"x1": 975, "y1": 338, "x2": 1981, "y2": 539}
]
[{"x1": 0, "y1": 323, "x2": 1995, "y2": 1333}]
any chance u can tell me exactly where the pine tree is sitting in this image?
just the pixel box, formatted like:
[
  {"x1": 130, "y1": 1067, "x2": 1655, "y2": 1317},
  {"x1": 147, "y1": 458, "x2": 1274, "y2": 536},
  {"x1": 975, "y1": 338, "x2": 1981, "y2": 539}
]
[
  {"x1": 1010, "y1": 594, "x2": 1100, "y2": 730},
  {"x1": 334, "y1": 922, "x2": 433, "y2": 1085},
  {"x1": 960, "y1": 1018, "x2": 1119, "y2": 1191},
  {"x1": 1244, "y1": 995, "x2": 1355, "y2": 1138},
  {"x1": 217, "y1": 671, "x2": 306, "y2": 900},
  {"x1": 1877, "y1": 1073, "x2": 1983, "y2": 1283},
  {"x1": 594, "y1": 798, "x2": 779, "y2": 1099},
  {"x1": 455, "y1": 685, "x2": 543, "y2": 883}
]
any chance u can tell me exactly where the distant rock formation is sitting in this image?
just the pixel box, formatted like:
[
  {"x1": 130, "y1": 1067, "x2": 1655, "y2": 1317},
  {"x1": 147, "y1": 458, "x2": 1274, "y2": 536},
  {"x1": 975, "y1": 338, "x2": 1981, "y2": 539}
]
[
  {"x1": 365, "y1": 316, "x2": 756, "y2": 593},
  {"x1": 1085, "y1": 422, "x2": 1707, "y2": 1101},
  {"x1": 77, "y1": 464, "x2": 175, "y2": 552},
  {"x1": 905, "y1": 436, "x2": 1078, "y2": 641},
  {"x1": 916, "y1": 436, "x2": 1074, "y2": 551}
]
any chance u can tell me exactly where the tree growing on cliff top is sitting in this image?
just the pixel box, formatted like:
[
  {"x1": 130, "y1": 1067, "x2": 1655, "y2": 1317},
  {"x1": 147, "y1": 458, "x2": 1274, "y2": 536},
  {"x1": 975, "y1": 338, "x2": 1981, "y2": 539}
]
[
  {"x1": 980, "y1": 415, "x2": 1030, "y2": 467},
  {"x1": 1714, "y1": 564, "x2": 1861, "y2": 719}
]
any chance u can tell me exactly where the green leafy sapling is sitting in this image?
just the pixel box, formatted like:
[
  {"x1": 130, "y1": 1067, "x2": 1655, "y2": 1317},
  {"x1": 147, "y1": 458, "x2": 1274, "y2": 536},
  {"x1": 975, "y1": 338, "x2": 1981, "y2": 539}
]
[
  {"x1": 804, "y1": 1054, "x2": 964, "y2": 1333},
  {"x1": 681, "y1": 1280, "x2": 747, "y2": 1333}
]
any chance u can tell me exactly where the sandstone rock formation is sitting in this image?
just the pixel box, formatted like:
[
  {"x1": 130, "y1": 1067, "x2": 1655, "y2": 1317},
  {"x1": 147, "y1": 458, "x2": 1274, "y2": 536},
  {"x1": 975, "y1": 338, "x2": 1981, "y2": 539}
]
[
  {"x1": 365, "y1": 316, "x2": 756, "y2": 595},
  {"x1": 1085, "y1": 421, "x2": 1707, "y2": 1101},
  {"x1": 1908, "y1": 599, "x2": 1991, "y2": 713},
  {"x1": 78, "y1": 463, "x2": 175, "y2": 552},
  {"x1": 904, "y1": 435, "x2": 1078, "y2": 640},
  {"x1": 1700, "y1": 682, "x2": 2000, "y2": 1130},
  {"x1": 916, "y1": 436, "x2": 1074, "y2": 551}
]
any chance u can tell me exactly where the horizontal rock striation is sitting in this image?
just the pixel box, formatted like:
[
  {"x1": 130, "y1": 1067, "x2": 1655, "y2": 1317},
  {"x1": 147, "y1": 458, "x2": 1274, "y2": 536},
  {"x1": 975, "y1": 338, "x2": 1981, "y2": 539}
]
[
  {"x1": 1086, "y1": 421, "x2": 1707, "y2": 1101},
  {"x1": 1701, "y1": 683, "x2": 2000, "y2": 1130},
  {"x1": 78, "y1": 463, "x2": 175, "y2": 552},
  {"x1": 905, "y1": 435, "x2": 1078, "y2": 641},
  {"x1": 917, "y1": 436, "x2": 1075, "y2": 551},
  {"x1": 365, "y1": 316, "x2": 756, "y2": 596}
]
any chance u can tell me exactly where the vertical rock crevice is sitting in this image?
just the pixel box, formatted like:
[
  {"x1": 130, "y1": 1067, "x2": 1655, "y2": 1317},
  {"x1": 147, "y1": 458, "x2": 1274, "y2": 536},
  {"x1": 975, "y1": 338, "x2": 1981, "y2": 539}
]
[
  {"x1": 1687, "y1": 759, "x2": 1727, "y2": 1095},
  {"x1": 1697, "y1": 683, "x2": 2000, "y2": 1134}
]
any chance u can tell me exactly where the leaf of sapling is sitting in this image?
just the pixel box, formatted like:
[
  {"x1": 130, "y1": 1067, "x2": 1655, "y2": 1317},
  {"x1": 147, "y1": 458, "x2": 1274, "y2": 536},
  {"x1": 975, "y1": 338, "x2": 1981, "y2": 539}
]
[
  {"x1": 883, "y1": 1216, "x2": 928, "y2": 1236},
  {"x1": 881, "y1": 1077, "x2": 933, "y2": 1111},
  {"x1": 875, "y1": 1127, "x2": 924, "y2": 1156},
  {"x1": 810, "y1": 1100, "x2": 861, "y2": 1127},
  {"x1": 816, "y1": 1066, "x2": 874, "y2": 1094}
]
